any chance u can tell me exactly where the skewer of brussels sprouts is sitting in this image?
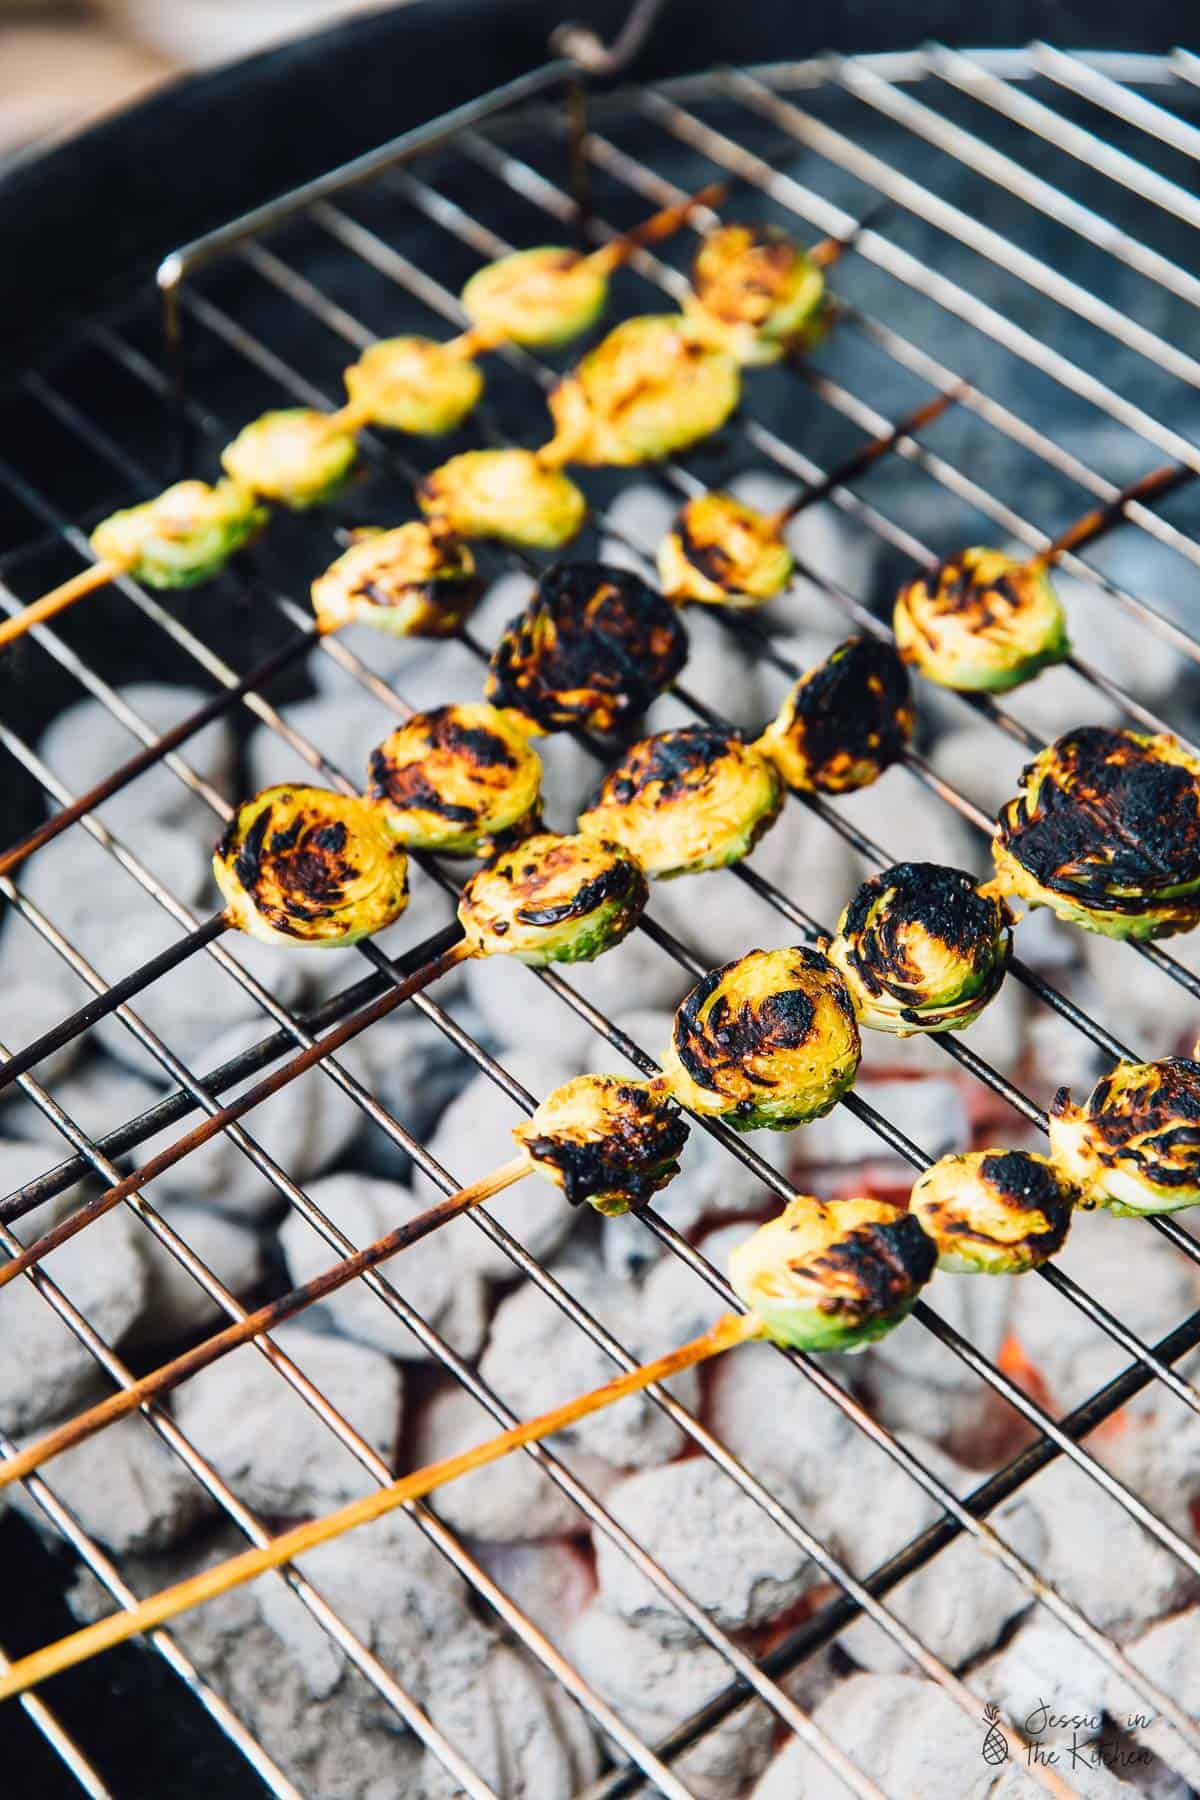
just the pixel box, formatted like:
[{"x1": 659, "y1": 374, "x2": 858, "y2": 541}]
[
  {"x1": 892, "y1": 462, "x2": 1193, "y2": 694},
  {"x1": 983, "y1": 725, "x2": 1200, "y2": 942},
  {"x1": 1049, "y1": 1056, "x2": 1200, "y2": 1215},
  {"x1": 367, "y1": 702, "x2": 544, "y2": 855},
  {"x1": 576, "y1": 724, "x2": 783, "y2": 878},
  {"x1": 657, "y1": 388, "x2": 958, "y2": 608},
  {"x1": 754, "y1": 635, "x2": 915, "y2": 795},
  {"x1": 0, "y1": 1190, "x2": 940, "y2": 1702},
  {"x1": 909, "y1": 1149, "x2": 1075, "y2": 1273},
  {"x1": 826, "y1": 862, "x2": 1013, "y2": 1037},
  {"x1": 0, "y1": 1074, "x2": 691, "y2": 1498}
]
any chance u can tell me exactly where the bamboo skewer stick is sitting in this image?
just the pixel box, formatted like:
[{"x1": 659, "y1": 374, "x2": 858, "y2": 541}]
[
  {"x1": 766, "y1": 385, "x2": 961, "y2": 532},
  {"x1": 0, "y1": 1310, "x2": 763, "y2": 1703},
  {"x1": 0, "y1": 557, "x2": 130, "y2": 650},
  {"x1": 0, "y1": 935, "x2": 476, "y2": 1295},
  {"x1": 1027, "y1": 460, "x2": 1197, "y2": 571},
  {"x1": 0, "y1": 1152, "x2": 533, "y2": 1494}
]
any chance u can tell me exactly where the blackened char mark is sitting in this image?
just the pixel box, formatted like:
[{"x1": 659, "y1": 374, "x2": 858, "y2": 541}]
[
  {"x1": 807, "y1": 1214, "x2": 936, "y2": 1318},
  {"x1": 791, "y1": 637, "x2": 912, "y2": 776},
  {"x1": 1086, "y1": 1058, "x2": 1200, "y2": 1186},
  {"x1": 673, "y1": 950, "x2": 823, "y2": 1092},
  {"x1": 604, "y1": 726, "x2": 733, "y2": 806},
  {"x1": 231, "y1": 806, "x2": 272, "y2": 894},
  {"x1": 841, "y1": 862, "x2": 1005, "y2": 994},
  {"x1": 514, "y1": 860, "x2": 640, "y2": 928},
  {"x1": 368, "y1": 749, "x2": 478, "y2": 825},
  {"x1": 677, "y1": 513, "x2": 736, "y2": 584}
]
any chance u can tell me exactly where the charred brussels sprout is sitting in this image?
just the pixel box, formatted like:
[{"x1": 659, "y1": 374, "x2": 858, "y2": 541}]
[
  {"x1": 1049, "y1": 1057, "x2": 1200, "y2": 1215},
  {"x1": 755, "y1": 636, "x2": 915, "y2": 794},
  {"x1": 342, "y1": 337, "x2": 483, "y2": 437},
  {"x1": 310, "y1": 523, "x2": 481, "y2": 638},
  {"x1": 682, "y1": 223, "x2": 827, "y2": 367},
  {"x1": 909, "y1": 1149, "x2": 1074, "y2": 1273},
  {"x1": 461, "y1": 248, "x2": 609, "y2": 350},
  {"x1": 221, "y1": 409, "x2": 358, "y2": 510},
  {"x1": 545, "y1": 315, "x2": 740, "y2": 467},
  {"x1": 512, "y1": 1074, "x2": 690, "y2": 1216},
  {"x1": 577, "y1": 726, "x2": 782, "y2": 879},
  {"x1": 486, "y1": 561, "x2": 688, "y2": 737},
  {"x1": 729, "y1": 1195, "x2": 937, "y2": 1351},
  {"x1": 457, "y1": 832, "x2": 647, "y2": 965},
  {"x1": 213, "y1": 786, "x2": 409, "y2": 948},
  {"x1": 893, "y1": 549, "x2": 1070, "y2": 693},
  {"x1": 660, "y1": 945, "x2": 861, "y2": 1132},
  {"x1": 417, "y1": 449, "x2": 587, "y2": 550},
  {"x1": 90, "y1": 480, "x2": 265, "y2": 589},
  {"x1": 367, "y1": 703, "x2": 542, "y2": 855},
  {"x1": 657, "y1": 492, "x2": 793, "y2": 608},
  {"x1": 986, "y1": 727, "x2": 1200, "y2": 941},
  {"x1": 827, "y1": 862, "x2": 1013, "y2": 1036}
]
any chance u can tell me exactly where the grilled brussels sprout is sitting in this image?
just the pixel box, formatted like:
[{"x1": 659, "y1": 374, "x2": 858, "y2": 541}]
[
  {"x1": 486, "y1": 561, "x2": 688, "y2": 736},
  {"x1": 461, "y1": 248, "x2": 609, "y2": 351},
  {"x1": 342, "y1": 337, "x2": 483, "y2": 437},
  {"x1": 90, "y1": 480, "x2": 266, "y2": 589},
  {"x1": 909, "y1": 1149, "x2": 1074, "y2": 1273},
  {"x1": 367, "y1": 703, "x2": 542, "y2": 855},
  {"x1": 657, "y1": 492, "x2": 793, "y2": 608},
  {"x1": 545, "y1": 315, "x2": 740, "y2": 467},
  {"x1": 1049, "y1": 1057, "x2": 1200, "y2": 1215},
  {"x1": 577, "y1": 726, "x2": 782, "y2": 878},
  {"x1": 729, "y1": 1195, "x2": 937, "y2": 1351},
  {"x1": 310, "y1": 523, "x2": 481, "y2": 638},
  {"x1": 417, "y1": 449, "x2": 587, "y2": 549},
  {"x1": 827, "y1": 862, "x2": 1013, "y2": 1036},
  {"x1": 755, "y1": 636, "x2": 914, "y2": 794},
  {"x1": 893, "y1": 549, "x2": 1070, "y2": 693},
  {"x1": 512, "y1": 1074, "x2": 690, "y2": 1215},
  {"x1": 660, "y1": 945, "x2": 861, "y2": 1131},
  {"x1": 457, "y1": 832, "x2": 647, "y2": 965},
  {"x1": 220, "y1": 409, "x2": 358, "y2": 510},
  {"x1": 682, "y1": 224, "x2": 827, "y2": 367},
  {"x1": 986, "y1": 727, "x2": 1200, "y2": 941},
  {"x1": 213, "y1": 786, "x2": 409, "y2": 948}
]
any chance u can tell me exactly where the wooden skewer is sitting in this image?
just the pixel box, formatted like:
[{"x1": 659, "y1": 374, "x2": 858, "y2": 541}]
[
  {"x1": 1027, "y1": 460, "x2": 1197, "y2": 571},
  {"x1": 767, "y1": 385, "x2": 962, "y2": 533},
  {"x1": 585, "y1": 179, "x2": 729, "y2": 275},
  {"x1": 807, "y1": 200, "x2": 892, "y2": 271},
  {"x1": 0, "y1": 1151, "x2": 533, "y2": 1494},
  {"x1": 0, "y1": 557, "x2": 129, "y2": 652},
  {"x1": 0, "y1": 1309, "x2": 762, "y2": 1703},
  {"x1": 0, "y1": 935, "x2": 476, "y2": 1296}
]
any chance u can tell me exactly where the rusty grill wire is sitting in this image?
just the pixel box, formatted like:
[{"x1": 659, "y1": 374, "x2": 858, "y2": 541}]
[{"x1": 2, "y1": 41, "x2": 1200, "y2": 1798}]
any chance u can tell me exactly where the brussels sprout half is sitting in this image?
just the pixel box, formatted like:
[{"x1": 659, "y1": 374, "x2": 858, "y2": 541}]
[
  {"x1": 367, "y1": 703, "x2": 543, "y2": 856},
  {"x1": 221, "y1": 409, "x2": 358, "y2": 510},
  {"x1": 418, "y1": 449, "x2": 587, "y2": 550},
  {"x1": 310, "y1": 523, "x2": 482, "y2": 639},
  {"x1": 512, "y1": 1074, "x2": 690, "y2": 1216},
  {"x1": 909, "y1": 1149, "x2": 1074, "y2": 1274},
  {"x1": 1049, "y1": 1057, "x2": 1200, "y2": 1215},
  {"x1": 893, "y1": 548, "x2": 1070, "y2": 693},
  {"x1": 577, "y1": 725, "x2": 782, "y2": 879},
  {"x1": 827, "y1": 862, "x2": 1013, "y2": 1036},
  {"x1": 545, "y1": 315, "x2": 740, "y2": 467},
  {"x1": 461, "y1": 247, "x2": 610, "y2": 351},
  {"x1": 660, "y1": 945, "x2": 862, "y2": 1132},
  {"x1": 90, "y1": 480, "x2": 266, "y2": 590},
  {"x1": 682, "y1": 223, "x2": 827, "y2": 367},
  {"x1": 657, "y1": 492, "x2": 794, "y2": 608},
  {"x1": 213, "y1": 786, "x2": 409, "y2": 948},
  {"x1": 755, "y1": 636, "x2": 915, "y2": 795},
  {"x1": 342, "y1": 337, "x2": 483, "y2": 437},
  {"x1": 457, "y1": 832, "x2": 647, "y2": 966},
  {"x1": 986, "y1": 727, "x2": 1200, "y2": 942},
  {"x1": 729, "y1": 1195, "x2": 937, "y2": 1351}
]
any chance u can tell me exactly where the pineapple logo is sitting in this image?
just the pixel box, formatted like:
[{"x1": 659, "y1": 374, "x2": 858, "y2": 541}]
[{"x1": 981, "y1": 1703, "x2": 1009, "y2": 1766}]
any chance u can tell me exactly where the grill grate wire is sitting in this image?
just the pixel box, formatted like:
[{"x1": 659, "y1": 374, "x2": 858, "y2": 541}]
[{"x1": 2, "y1": 43, "x2": 1200, "y2": 1797}]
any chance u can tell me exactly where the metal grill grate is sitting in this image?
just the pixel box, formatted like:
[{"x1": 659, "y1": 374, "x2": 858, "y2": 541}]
[{"x1": 3, "y1": 41, "x2": 1200, "y2": 1798}]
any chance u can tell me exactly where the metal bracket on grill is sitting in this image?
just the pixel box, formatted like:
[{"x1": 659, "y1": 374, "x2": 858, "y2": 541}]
[{"x1": 551, "y1": 0, "x2": 671, "y2": 75}]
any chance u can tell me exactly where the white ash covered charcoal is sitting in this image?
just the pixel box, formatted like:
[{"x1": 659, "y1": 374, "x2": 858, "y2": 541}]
[
  {"x1": 479, "y1": 1256, "x2": 709, "y2": 1473},
  {"x1": 173, "y1": 1323, "x2": 402, "y2": 1517},
  {"x1": 531, "y1": 730, "x2": 601, "y2": 836},
  {"x1": 975, "y1": 1617, "x2": 1112, "y2": 1754},
  {"x1": 464, "y1": 924, "x2": 688, "y2": 1050},
  {"x1": 10, "y1": 1410, "x2": 215, "y2": 1554},
  {"x1": 302, "y1": 866, "x2": 461, "y2": 1008},
  {"x1": 0, "y1": 976, "x2": 89, "y2": 1090},
  {"x1": 1031, "y1": 570, "x2": 1182, "y2": 708},
  {"x1": 567, "y1": 1603, "x2": 776, "y2": 1800},
  {"x1": 1031, "y1": 1456, "x2": 1199, "y2": 1641},
  {"x1": 410, "y1": 1051, "x2": 586, "y2": 1282},
  {"x1": 278, "y1": 1172, "x2": 488, "y2": 1366},
  {"x1": 592, "y1": 1455, "x2": 819, "y2": 1643},
  {"x1": 642, "y1": 605, "x2": 769, "y2": 736},
  {"x1": 1105, "y1": 1608, "x2": 1200, "y2": 1794},
  {"x1": 245, "y1": 688, "x2": 398, "y2": 798},
  {"x1": 795, "y1": 1073, "x2": 970, "y2": 1172},
  {"x1": 928, "y1": 724, "x2": 1030, "y2": 822},
  {"x1": 421, "y1": 1621, "x2": 602, "y2": 1800},
  {"x1": 1097, "y1": 1406, "x2": 1200, "y2": 1546},
  {"x1": 0, "y1": 1056, "x2": 162, "y2": 1163},
  {"x1": 1027, "y1": 999, "x2": 1112, "y2": 1101},
  {"x1": 385, "y1": 635, "x2": 497, "y2": 718},
  {"x1": 704, "y1": 1336, "x2": 860, "y2": 1512},
  {"x1": 994, "y1": 653, "x2": 1123, "y2": 743},
  {"x1": 472, "y1": 1539, "x2": 594, "y2": 1645},
  {"x1": 856, "y1": 976, "x2": 1029, "y2": 1083},
  {"x1": 412, "y1": 1379, "x2": 620, "y2": 1542},
  {"x1": 837, "y1": 762, "x2": 984, "y2": 878},
  {"x1": 36, "y1": 682, "x2": 235, "y2": 842},
  {"x1": 350, "y1": 1010, "x2": 480, "y2": 1179},
  {"x1": 129, "y1": 1204, "x2": 263, "y2": 1345},
  {"x1": 1081, "y1": 930, "x2": 1200, "y2": 1059}
]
